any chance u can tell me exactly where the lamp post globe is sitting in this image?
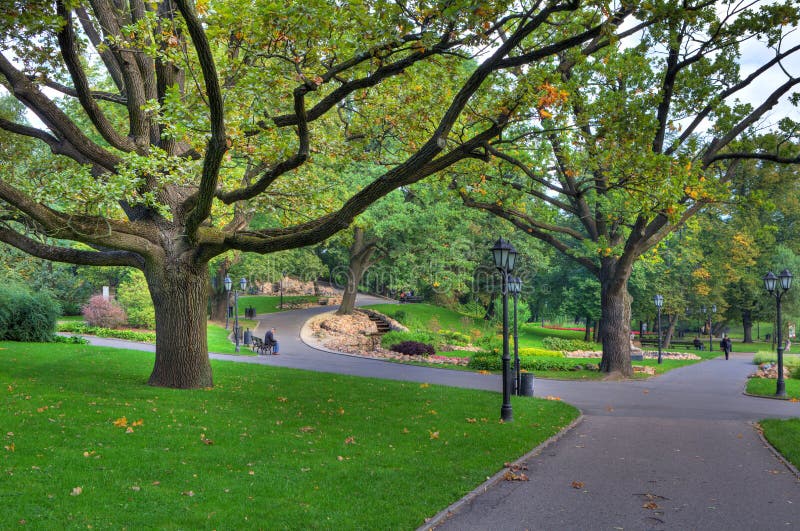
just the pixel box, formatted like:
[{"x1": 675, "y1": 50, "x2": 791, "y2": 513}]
[
  {"x1": 224, "y1": 275, "x2": 232, "y2": 329},
  {"x1": 491, "y1": 238, "x2": 517, "y2": 421},
  {"x1": 764, "y1": 270, "x2": 792, "y2": 397}
]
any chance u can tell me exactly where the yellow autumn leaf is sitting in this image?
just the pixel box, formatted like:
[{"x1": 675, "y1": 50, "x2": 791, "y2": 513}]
[{"x1": 113, "y1": 417, "x2": 128, "y2": 427}]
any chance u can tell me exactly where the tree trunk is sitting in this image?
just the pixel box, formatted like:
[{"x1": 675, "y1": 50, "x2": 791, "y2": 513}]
[
  {"x1": 208, "y1": 260, "x2": 230, "y2": 322},
  {"x1": 584, "y1": 316, "x2": 591, "y2": 342},
  {"x1": 598, "y1": 264, "x2": 633, "y2": 377},
  {"x1": 145, "y1": 263, "x2": 213, "y2": 389},
  {"x1": 741, "y1": 308, "x2": 753, "y2": 343},
  {"x1": 663, "y1": 314, "x2": 678, "y2": 348},
  {"x1": 336, "y1": 227, "x2": 377, "y2": 316}
]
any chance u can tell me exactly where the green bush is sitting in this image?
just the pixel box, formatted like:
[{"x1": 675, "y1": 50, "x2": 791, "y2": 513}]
[
  {"x1": 518, "y1": 347, "x2": 564, "y2": 358},
  {"x1": 56, "y1": 322, "x2": 155, "y2": 343},
  {"x1": 388, "y1": 310, "x2": 406, "y2": 322},
  {"x1": 438, "y1": 329, "x2": 472, "y2": 346},
  {"x1": 753, "y1": 351, "x2": 800, "y2": 378},
  {"x1": 0, "y1": 285, "x2": 61, "y2": 342},
  {"x1": 117, "y1": 271, "x2": 155, "y2": 329},
  {"x1": 381, "y1": 330, "x2": 440, "y2": 349},
  {"x1": 51, "y1": 335, "x2": 89, "y2": 344},
  {"x1": 468, "y1": 352, "x2": 587, "y2": 372},
  {"x1": 541, "y1": 337, "x2": 597, "y2": 352}
]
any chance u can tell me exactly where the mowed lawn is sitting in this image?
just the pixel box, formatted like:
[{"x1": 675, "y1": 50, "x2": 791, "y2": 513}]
[{"x1": 0, "y1": 342, "x2": 578, "y2": 529}]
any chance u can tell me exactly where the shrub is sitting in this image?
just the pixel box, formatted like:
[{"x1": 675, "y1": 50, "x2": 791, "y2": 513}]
[
  {"x1": 389, "y1": 341, "x2": 436, "y2": 356},
  {"x1": 51, "y1": 335, "x2": 89, "y2": 344},
  {"x1": 541, "y1": 337, "x2": 597, "y2": 352},
  {"x1": 438, "y1": 329, "x2": 472, "y2": 346},
  {"x1": 0, "y1": 286, "x2": 61, "y2": 342},
  {"x1": 57, "y1": 322, "x2": 155, "y2": 343},
  {"x1": 381, "y1": 330, "x2": 439, "y2": 349},
  {"x1": 753, "y1": 352, "x2": 800, "y2": 378},
  {"x1": 116, "y1": 271, "x2": 155, "y2": 329},
  {"x1": 518, "y1": 347, "x2": 564, "y2": 358},
  {"x1": 82, "y1": 295, "x2": 127, "y2": 329},
  {"x1": 468, "y1": 352, "x2": 585, "y2": 372},
  {"x1": 389, "y1": 310, "x2": 406, "y2": 322}
]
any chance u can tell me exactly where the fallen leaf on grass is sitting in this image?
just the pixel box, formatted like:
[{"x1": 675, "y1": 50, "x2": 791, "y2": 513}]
[
  {"x1": 70, "y1": 487, "x2": 82, "y2": 496},
  {"x1": 299, "y1": 426, "x2": 315, "y2": 433},
  {"x1": 182, "y1": 491, "x2": 195, "y2": 497},
  {"x1": 277, "y1": 397, "x2": 288, "y2": 402},
  {"x1": 429, "y1": 431, "x2": 439, "y2": 440},
  {"x1": 571, "y1": 481, "x2": 584, "y2": 489},
  {"x1": 545, "y1": 396, "x2": 562, "y2": 401},
  {"x1": 344, "y1": 436, "x2": 356, "y2": 445},
  {"x1": 466, "y1": 418, "x2": 477, "y2": 423},
  {"x1": 113, "y1": 417, "x2": 128, "y2": 427},
  {"x1": 125, "y1": 427, "x2": 134, "y2": 434}
]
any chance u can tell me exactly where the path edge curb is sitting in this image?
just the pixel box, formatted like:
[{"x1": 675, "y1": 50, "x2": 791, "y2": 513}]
[
  {"x1": 752, "y1": 421, "x2": 800, "y2": 480},
  {"x1": 417, "y1": 413, "x2": 585, "y2": 531}
]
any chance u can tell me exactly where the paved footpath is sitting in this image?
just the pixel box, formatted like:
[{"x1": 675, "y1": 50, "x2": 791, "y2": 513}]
[{"x1": 81, "y1": 296, "x2": 800, "y2": 530}]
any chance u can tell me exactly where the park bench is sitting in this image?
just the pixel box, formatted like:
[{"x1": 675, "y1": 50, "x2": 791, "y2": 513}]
[
  {"x1": 639, "y1": 338, "x2": 703, "y2": 350},
  {"x1": 251, "y1": 337, "x2": 275, "y2": 355},
  {"x1": 399, "y1": 296, "x2": 424, "y2": 303}
]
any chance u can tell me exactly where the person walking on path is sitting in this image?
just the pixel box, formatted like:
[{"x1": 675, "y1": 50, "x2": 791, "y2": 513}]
[{"x1": 720, "y1": 334, "x2": 732, "y2": 360}]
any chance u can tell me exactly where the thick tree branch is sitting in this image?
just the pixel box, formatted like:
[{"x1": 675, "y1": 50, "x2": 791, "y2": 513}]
[
  {"x1": 176, "y1": 0, "x2": 228, "y2": 240},
  {"x1": 0, "y1": 227, "x2": 144, "y2": 268},
  {"x1": 703, "y1": 76, "x2": 800, "y2": 166},
  {"x1": 0, "y1": 54, "x2": 121, "y2": 171},
  {"x1": 56, "y1": 1, "x2": 139, "y2": 153}
]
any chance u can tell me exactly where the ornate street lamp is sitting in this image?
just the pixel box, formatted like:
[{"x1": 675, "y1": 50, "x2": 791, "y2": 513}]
[
  {"x1": 508, "y1": 276, "x2": 522, "y2": 395},
  {"x1": 491, "y1": 237, "x2": 518, "y2": 421},
  {"x1": 225, "y1": 276, "x2": 248, "y2": 352},
  {"x1": 653, "y1": 294, "x2": 664, "y2": 364},
  {"x1": 763, "y1": 269, "x2": 793, "y2": 397}
]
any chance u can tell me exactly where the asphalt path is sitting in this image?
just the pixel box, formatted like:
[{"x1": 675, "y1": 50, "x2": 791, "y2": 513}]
[{"x1": 79, "y1": 295, "x2": 800, "y2": 530}]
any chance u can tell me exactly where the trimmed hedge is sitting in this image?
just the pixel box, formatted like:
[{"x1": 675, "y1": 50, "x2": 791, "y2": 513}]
[
  {"x1": 541, "y1": 337, "x2": 597, "y2": 352},
  {"x1": 468, "y1": 352, "x2": 594, "y2": 372},
  {"x1": 0, "y1": 286, "x2": 60, "y2": 342},
  {"x1": 57, "y1": 322, "x2": 156, "y2": 343},
  {"x1": 518, "y1": 347, "x2": 564, "y2": 358}
]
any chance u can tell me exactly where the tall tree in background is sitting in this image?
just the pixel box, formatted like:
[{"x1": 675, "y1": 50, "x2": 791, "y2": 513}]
[
  {"x1": 0, "y1": 1, "x2": 625, "y2": 387},
  {"x1": 456, "y1": 1, "x2": 800, "y2": 376}
]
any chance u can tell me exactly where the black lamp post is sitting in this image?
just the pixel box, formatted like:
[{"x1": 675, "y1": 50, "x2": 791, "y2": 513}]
[
  {"x1": 225, "y1": 276, "x2": 248, "y2": 352},
  {"x1": 653, "y1": 294, "x2": 664, "y2": 364},
  {"x1": 509, "y1": 276, "x2": 522, "y2": 395},
  {"x1": 491, "y1": 237, "x2": 517, "y2": 421},
  {"x1": 763, "y1": 269, "x2": 792, "y2": 398},
  {"x1": 280, "y1": 270, "x2": 287, "y2": 310}
]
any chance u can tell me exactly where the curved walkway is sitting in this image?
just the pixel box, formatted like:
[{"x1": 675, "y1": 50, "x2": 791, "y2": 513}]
[{"x1": 80, "y1": 296, "x2": 800, "y2": 530}]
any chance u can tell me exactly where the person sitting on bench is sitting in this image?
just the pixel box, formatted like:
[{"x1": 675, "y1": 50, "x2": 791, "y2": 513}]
[
  {"x1": 692, "y1": 337, "x2": 704, "y2": 350},
  {"x1": 264, "y1": 327, "x2": 279, "y2": 354}
]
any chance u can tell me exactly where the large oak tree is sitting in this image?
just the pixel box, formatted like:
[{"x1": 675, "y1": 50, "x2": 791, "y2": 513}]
[
  {"x1": 454, "y1": 0, "x2": 800, "y2": 376},
  {"x1": 0, "y1": 0, "x2": 629, "y2": 387}
]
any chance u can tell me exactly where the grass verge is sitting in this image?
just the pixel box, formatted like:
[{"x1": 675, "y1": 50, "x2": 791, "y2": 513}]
[
  {"x1": 746, "y1": 377, "x2": 800, "y2": 399},
  {"x1": 0, "y1": 342, "x2": 578, "y2": 529},
  {"x1": 759, "y1": 418, "x2": 800, "y2": 470}
]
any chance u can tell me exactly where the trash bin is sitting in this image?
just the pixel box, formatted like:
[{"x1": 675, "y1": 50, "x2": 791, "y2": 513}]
[
  {"x1": 519, "y1": 373, "x2": 535, "y2": 397},
  {"x1": 243, "y1": 328, "x2": 252, "y2": 345}
]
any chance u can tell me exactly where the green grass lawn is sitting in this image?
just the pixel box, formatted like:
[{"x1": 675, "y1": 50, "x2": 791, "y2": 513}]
[
  {"x1": 746, "y1": 377, "x2": 800, "y2": 399},
  {"x1": 236, "y1": 295, "x2": 320, "y2": 315},
  {"x1": 759, "y1": 418, "x2": 800, "y2": 470},
  {"x1": 207, "y1": 320, "x2": 257, "y2": 354},
  {"x1": 0, "y1": 342, "x2": 578, "y2": 529}
]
